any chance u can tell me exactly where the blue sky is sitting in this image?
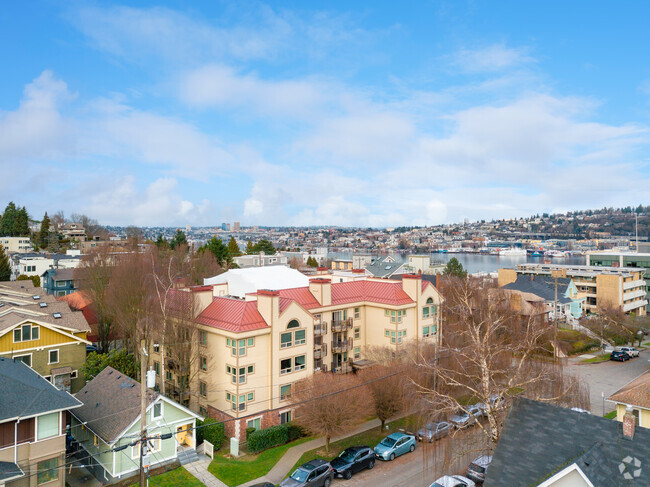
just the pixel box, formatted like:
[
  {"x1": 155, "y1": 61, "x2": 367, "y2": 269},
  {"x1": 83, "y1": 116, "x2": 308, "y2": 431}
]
[{"x1": 1, "y1": 1, "x2": 649, "y2": 227}]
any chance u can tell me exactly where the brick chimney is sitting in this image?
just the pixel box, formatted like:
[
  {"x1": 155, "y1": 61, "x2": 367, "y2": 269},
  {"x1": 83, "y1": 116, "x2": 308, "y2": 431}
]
[
  {"x1": 623, "y1": 405, "x2": 636, "y2": 439},
  {"x1": 316, "y1": 267, "x2": 329, "y2": 275},
  {"x1": 309, "y1": 278, "x2": 332, "y2": 306}
]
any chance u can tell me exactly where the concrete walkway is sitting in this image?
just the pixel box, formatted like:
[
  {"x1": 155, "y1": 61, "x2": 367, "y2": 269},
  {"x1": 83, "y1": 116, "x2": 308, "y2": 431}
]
[
  {"x1": 183, "y1": 454, "x2": 228, "y2": 487},
  {"x1": 240, "y1": 417, "x2": 388, "y2": 487}
]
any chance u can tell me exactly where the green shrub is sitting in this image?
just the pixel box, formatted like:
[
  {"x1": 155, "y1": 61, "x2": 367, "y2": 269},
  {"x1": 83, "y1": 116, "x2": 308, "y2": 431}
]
[
  {"x1": 286, "y1": 423, "x2": 305, "y2": 442},
  {"x1": 246, "y1": 427, "x2": 256, "y2": 440},
  {"x1": 247, "y1": 424, "x2": 289, "y2": 453},
  {"x1": 197, "y1": 418, "x2": 225, "y2": 450}
]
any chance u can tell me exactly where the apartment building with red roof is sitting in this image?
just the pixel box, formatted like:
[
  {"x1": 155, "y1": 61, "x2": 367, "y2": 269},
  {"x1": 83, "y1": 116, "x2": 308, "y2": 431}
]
[{"x1": 152, "y1": 273, "x2": 443, "y2": 440}]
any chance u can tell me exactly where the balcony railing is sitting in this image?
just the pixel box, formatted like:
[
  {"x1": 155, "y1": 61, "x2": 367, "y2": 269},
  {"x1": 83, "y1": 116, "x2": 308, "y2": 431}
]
[
  {"x1": 314, "y1": 322, "x2": 328, "y2": 335},
  {"x1": 331, "y1": 338, "x2": 353, "y2": 353},
  {"x1": 331, "y1": 362, "x2": 353, "y2": 374},
  {"x1": 314, "y1": 349, "x2": 322, "y2": 360},
  {"x1": 331, "y1": 318, "x2": 353, "y2": 332}
]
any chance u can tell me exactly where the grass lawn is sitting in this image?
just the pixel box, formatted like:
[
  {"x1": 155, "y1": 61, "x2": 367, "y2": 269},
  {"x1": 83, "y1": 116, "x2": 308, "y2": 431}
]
[
  {"x1": 208, "y1": 436, "x2": 314, "y2": 487},
  {"x1": 134, "y1": 466, "x2": 205, "y2": 487},
  {"x1": 580, "y1": 353, "x2": 611, "y2": 363},
  {"x1": 288, "y1": 417, "x2": 414, "y2": 477},
  {"x1": 604, "y1": 411, "x2": 617, "y2": 420}
]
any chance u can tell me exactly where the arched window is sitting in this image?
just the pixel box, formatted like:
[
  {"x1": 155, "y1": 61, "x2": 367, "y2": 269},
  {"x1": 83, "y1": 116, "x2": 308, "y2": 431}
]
[
  {"x1": 287, "y1": 320, "x2": 300, "y2": 329},
  {"x1": 423, "y1": 297, "x2": 434, "y2": 319},
  {"x1": 426, "y1": 297, "x2": 434, "y2": 304}
]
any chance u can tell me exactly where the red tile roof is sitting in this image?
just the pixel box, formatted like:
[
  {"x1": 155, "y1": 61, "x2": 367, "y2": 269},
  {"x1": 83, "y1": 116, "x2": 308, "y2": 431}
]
[
  {"x1": 277, "y1": 287, "x2": 321, "y2": 309},
  {"x1": 196, "y1": 298, "x2": 268, "y2": 333}
]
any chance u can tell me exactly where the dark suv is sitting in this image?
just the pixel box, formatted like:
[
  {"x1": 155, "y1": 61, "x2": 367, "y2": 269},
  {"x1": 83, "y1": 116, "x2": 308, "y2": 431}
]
[
  {"x1": 281, "y1": 459, "x2": 334, "y2": 487},
  {"x1": 610, "y1": 350, "x2": 630, "y2": 362},
  {"x1": 330, "y1": 446, "x2": 376, "y2": 479}
]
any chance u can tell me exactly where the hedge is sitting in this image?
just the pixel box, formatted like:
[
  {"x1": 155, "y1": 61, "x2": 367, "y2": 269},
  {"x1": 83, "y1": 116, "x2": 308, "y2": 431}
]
[
  {"x1": 197, "y1": 418, "x2": 225, "y2": 450},
  {"x1": 247, "y1": 424, "x2": 289, "y2": 453},
  {"x1": 246, "y1": 423, "x2": 306, "y2": 453}
]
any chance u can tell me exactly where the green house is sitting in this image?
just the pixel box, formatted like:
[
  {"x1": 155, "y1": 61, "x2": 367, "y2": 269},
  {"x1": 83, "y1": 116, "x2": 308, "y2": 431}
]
[{"x1": 70, "y1": 366, "x2": 202, "y2": 484}]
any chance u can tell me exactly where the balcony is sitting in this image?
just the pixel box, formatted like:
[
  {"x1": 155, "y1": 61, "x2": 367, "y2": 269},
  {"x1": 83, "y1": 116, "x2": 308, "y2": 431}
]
[
  {"x1": 331, "y1": 338, "x2": 353, "y2": 353},
  {"x1": 314, "y1": 322, "x2": 328, "y2": 336},
  {"x1": 331, "y1": 318, "x2": 353, "y2": 332},
  {"x1": 623, "y1": 279, "x2": 646, "y2": 291},
  {"x1": 331, "y1": 362, "x2": 353, "y2": 374},
  {"x1": 623, "y1": 299, "x2": 648, "y2": 313},
  {"x1": 623, "y1": 288, "x2": 647, "y2": 300}
]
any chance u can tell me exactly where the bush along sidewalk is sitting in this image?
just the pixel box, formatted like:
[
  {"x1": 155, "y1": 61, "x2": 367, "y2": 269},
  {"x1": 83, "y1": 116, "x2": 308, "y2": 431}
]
[
  {"x1": 197, "y1": 418, "x2": 226, "y2": 450},
  {"x1": 248, "y1": 423, "x2": 305, "y2": 453}
]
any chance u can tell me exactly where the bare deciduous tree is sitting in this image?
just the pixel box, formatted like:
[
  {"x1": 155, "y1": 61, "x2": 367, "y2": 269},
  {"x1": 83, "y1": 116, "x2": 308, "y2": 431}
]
[
  {"x1": 75, "y1": 246, "x2": 115, "y2": 353},
  {"x1": 292, "y1": 373, "x2": 369, "y2": 452},
  {"x1": 357, "y1": 364, "x2": 406, "y2": 431},
  {"x1": 414, "y1": 277, "x2": 589, "y2": 448}
]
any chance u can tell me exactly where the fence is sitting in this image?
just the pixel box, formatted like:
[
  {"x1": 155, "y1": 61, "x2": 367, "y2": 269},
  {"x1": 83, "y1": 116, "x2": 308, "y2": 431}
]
[{"x1": 204, "y1": 440, "x2": 214, "y2": 459}]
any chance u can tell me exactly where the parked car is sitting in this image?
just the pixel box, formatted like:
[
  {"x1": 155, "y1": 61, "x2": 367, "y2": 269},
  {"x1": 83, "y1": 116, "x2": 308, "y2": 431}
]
[
  {"x1": 330, "y1": 446, "x2": 375, "y2": 479},
  {"x1": 467, "y1": 403, "x2": 484, "y2": 419},
  {"x1": 620, "y1": 347, "x2": 639, "y2": 358},
  {"x1": 280, "y1": 459, "x2": 334, "y2": 487},
  {"x1": 250, "y1": 484, "x2": 275, "y2": 487},
  {"x1": 450, "y1": 410, "x2": 476, "y2": 429},
  {"x1": 430, "y1": 475, "x2": 476, "y2": 487},
  {"x1": 570, "y1": 407, "x2": 591, "y2": 415},
  {"x1": 374, "y1": 432, "x2": 416, "y2": 461},
  {"x1": 86, "y1": 344, "x2": 98, "y2": 353},
  {"x1": 467, "y1": 455, "x2": 492, "y2": 483},
  {"x1": 610, "y1": 350, "x2": 630, "y2": 362},
  {"x1": 417, "y1": 421, "x2": 453, "y2": 442}
]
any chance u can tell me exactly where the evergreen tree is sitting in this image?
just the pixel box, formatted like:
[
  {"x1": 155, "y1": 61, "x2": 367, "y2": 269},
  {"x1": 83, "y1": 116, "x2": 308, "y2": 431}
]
[
  {"x1": 443, "y1": 257, "x2": 467, "y2": 278},
  {"x1": 14, "y1": 207, "x2": 29, "y2": 236},
  {"x1": 227, "y1": 236, "x2": 241, "y2": 257},
  {"x1": 252, "y1": 238, "x2": 276, "y2": 255},
  {"x1": 245, "y1": 239, "x2": 255, "y2": 254},
  {"x1": 0, "y1": 202, "x2": 17, "y2": 236},
  {"x1": 0, "y1": 246, "x2": 10, "y2": 281},
  {"x1": 38, "y1": 212, "x2": 51, "y2": 249},
  {"x1": 169, "y1": 229, "x2": 187, "y2": 249},
  {"x1": 155, "y1": 234, "x2": 169, "y2": 249},
  {"x1": 202, "y1": 236, "x2": 231, "y2": 266},
  {"x1": 307, "y1": 256, "x2": 319, "y2": 267}
]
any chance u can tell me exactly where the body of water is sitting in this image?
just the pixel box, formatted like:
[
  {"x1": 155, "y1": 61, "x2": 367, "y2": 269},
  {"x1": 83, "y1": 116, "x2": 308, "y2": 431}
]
[{"x1": 329, "y1": 252, "x2": 586, "y2": 275}]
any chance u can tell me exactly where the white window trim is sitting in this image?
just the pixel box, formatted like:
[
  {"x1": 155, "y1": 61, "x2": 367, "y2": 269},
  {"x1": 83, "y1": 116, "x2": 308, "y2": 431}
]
[
  {"x1": 70, "y1": 370, "x2": 78, "y2": 379},
  {"x1": 14, "y1": 353, "x2": 32, "y2": 368},
  {"x1": 48, "y1": 349, "x2": 59, "y2": 365},
  {"x1": 152, "y1": 401, "x2": 164, "y2": 420}
]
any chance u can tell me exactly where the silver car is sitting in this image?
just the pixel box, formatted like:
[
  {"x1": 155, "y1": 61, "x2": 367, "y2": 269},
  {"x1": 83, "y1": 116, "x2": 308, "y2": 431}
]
[
  {"x1": 467, "y1": 455, "x2": 492, "y2": 483},
  {"x1": 417, "y1": 421, "x2": 452, "y2": 442},
  {"x1": 450, "y1": 410, "x2": 476, "y2": 429}
]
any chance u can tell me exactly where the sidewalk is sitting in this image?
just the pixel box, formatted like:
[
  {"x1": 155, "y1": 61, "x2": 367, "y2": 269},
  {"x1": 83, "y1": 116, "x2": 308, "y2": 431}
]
[
  {"x1": 183, "y1": 454, "x2": 228, "y2": 487},
  {"x1": 240, "y1": 417, "x2": 386, "y2": 487}
]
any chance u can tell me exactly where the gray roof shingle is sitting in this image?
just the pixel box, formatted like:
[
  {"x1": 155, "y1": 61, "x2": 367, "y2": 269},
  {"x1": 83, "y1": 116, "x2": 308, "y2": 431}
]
[
  {"x1": 485, "y1": 397, "x2": 650, "y2": 486},
  {"x1": 0, "y1": 357, "x2": 82, "y2": 422},
  {"x1": 502, "y1": 275, "x2": 573, "y2": 305},
  {"x1": 72, "y1": 367, "x2": 158, "y2": 444}
]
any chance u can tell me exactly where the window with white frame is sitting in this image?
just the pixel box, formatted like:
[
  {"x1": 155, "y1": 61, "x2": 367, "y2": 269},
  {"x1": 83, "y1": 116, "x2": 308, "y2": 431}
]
[
  {"x1": 227, "y1": 337, "x2": 254, "y2": 356},
  {"x1": 354, "y1": 307, "x2": 360, "y2": 319},
  {"x1": 280, "y1": 358, "x2": 292, "y2": 375},
  {"x1": 13, "y1": 324, "x2": 40, "y2": 343},
  {"x1": 294, "y1": 355, "x2": 306, "y2": 372},
  {"x1": 48, "y1": 349, "x2": 59, "y2": 364},
  {"x1": 423, "y1": 326, "x2": 431, "y2": 337},
  {"x1": 37, "y1": 412, "x2": 59, "y2": 440},
  {"x1": 152, "y1": 402, "x2": 163, "y2": 419},
  {"x1": 15, "y1": 354, "x2": 31, "y2": 367},
  {"x1": 354, "y1": 347, "x2": 360, "y2": 359},
  {"x1": 354, "y1": 327, "x2": 360, "y2": 339},
  {"x1": 280, "y1": 384, "x2": 292, "y2": 401},
  {"x1": 227, "y1": 365, "x2": 254, "y2": 383},
  {"x1": 247, "y1": 417, "x2": 261, "y2": 430},
  {"x1": 71, "y1": 370, "x2": 78, "y2": 379}
]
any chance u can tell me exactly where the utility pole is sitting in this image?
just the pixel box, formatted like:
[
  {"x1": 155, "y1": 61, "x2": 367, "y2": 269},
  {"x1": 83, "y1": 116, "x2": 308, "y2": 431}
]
[
  {"x1": 140, "y1": 339, "x2": 148, "y2": 487},
  {"x1": 553, "y1": 274, "x2": 558, "y2": 364}
]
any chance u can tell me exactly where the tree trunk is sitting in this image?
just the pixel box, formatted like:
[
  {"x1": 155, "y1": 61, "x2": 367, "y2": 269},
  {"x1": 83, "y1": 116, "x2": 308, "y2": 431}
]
[
  {"x1": 326, "y1": 435, "x2": 331, "y2": 453},
  {"x1": 380, "y1": 419, "x2": 385, "y2": 431}
]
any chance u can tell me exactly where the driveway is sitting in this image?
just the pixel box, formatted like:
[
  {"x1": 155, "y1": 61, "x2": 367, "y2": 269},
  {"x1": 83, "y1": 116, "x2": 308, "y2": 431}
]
[{"x1": 567, "y1": 347, "x2": 650, "y2": 415}]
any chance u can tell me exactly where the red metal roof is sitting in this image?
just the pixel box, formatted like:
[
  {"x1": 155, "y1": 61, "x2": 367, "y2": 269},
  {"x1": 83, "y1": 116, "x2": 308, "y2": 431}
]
[
  {"x1": 196, "y1": 298, "x2": 268, "y2": 333},
  {"x1": 276, "y1": 280, "x2": 413, "y2": 309},
  {"x1": 331, "y1": 280, "x2": 413, "y2": 306}
]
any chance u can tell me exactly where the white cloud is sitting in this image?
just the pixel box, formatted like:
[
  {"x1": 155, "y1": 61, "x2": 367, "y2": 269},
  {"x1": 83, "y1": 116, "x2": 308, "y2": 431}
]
[
  {"x1": 0, "y1": 71, "x2": 75, "y2": 165},
  {"x1": 452, "y1": 44, "x2": 534, "y2": 73}
]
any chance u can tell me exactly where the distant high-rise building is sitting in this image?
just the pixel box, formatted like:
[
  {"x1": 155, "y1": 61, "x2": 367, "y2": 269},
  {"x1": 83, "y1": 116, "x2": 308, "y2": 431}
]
[
  {"x1": 221, "y1": 223, "x2": 227, "y2": 231},
  {"x1": 186, "y1": 224, "x2": 191, "y2": 232},
  {"x1": 234, "y1": 221, "x2": 240, "y2": 231}
]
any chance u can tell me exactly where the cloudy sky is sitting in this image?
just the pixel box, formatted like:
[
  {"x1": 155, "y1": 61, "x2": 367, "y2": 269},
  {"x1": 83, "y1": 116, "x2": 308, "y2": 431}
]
[{"x1": 1, "y1": 1, "x2": 649, "y2": 227}]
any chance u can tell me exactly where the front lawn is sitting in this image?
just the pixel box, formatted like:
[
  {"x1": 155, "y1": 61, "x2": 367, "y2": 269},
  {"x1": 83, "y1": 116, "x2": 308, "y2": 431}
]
[
  {"x1": 134, "y1": 467, "x2": 205, "y2": 487},
  {"x1": 288, "y1": 418, "x2": 412, "y2": 477},
  {"x1": 604, "y1": 411, "x2": 617, "y2": 419},
  {"x1": 580, "y1": 353, "x2": 610, "y2": 363},
  {"x1": 208, "y1": 436, "x2": 313, "y2": 487}
]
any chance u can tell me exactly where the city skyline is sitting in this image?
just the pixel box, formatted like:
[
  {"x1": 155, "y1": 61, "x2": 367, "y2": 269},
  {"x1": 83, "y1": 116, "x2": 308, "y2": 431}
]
[{"x1": 1, "y1": 1, "x2": 649, "y2": 227}]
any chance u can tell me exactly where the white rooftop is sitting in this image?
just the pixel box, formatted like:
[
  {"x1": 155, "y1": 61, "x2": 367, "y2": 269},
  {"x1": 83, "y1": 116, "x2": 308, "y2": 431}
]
[{"x1": 204, "y1": 266, "x2": 309, "y2": 298}]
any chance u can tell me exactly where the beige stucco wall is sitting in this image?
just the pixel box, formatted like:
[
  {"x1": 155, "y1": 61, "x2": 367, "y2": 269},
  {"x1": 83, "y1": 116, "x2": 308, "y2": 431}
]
[
  {"x1": 497, "y1": 268, "x2": 518, "y2": 287},
  {"x1": 615, "y1": 403, "x2": 650, "y2": 429}
]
